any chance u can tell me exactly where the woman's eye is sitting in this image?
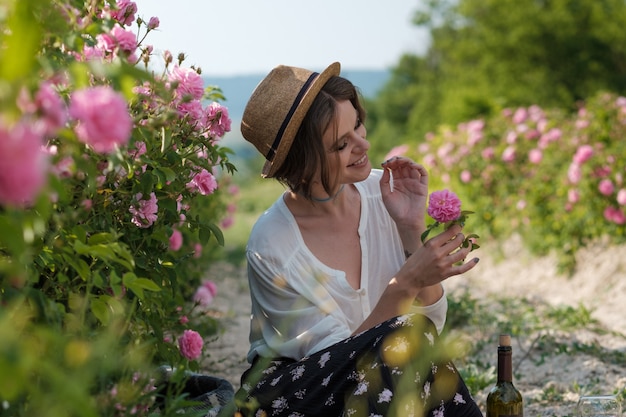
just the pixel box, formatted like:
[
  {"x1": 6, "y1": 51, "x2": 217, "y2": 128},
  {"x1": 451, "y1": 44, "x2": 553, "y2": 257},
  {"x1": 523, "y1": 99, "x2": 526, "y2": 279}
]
[
  {"x1": 335, "y1": 140, "x2": 348, "y2": 151},
  {"x1": 355, "y1": 118, "x2": 362, "y2": 129}
]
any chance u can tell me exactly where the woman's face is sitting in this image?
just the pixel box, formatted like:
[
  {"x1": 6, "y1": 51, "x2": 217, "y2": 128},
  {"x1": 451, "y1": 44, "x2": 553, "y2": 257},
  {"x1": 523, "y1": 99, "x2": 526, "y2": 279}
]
[{"x1": 322, "y1": 99, "x2": 371, "y2": 185}]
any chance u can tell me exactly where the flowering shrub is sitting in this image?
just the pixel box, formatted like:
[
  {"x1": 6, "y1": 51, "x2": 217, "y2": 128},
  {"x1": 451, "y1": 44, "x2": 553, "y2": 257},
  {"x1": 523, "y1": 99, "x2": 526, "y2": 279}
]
[
  {"x1": 404, "y1": 92, "x2": 626, "y2": 273},
  {"x1": 0, "y1": 0, "x2": 237, "y2": 414}
]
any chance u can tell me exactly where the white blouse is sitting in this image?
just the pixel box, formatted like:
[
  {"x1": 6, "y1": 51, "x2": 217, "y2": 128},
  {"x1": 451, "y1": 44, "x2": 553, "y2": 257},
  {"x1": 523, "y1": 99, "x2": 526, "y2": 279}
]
[{"x1": 245, "y1": 169, "x2": 447, "y2": 363}]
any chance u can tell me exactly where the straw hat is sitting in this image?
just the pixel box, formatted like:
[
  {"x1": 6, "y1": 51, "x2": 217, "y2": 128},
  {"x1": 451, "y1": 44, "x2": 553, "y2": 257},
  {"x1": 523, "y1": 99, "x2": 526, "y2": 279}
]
[{"x1": 241, "y1": 62, "x2": 341, "y2": 177}]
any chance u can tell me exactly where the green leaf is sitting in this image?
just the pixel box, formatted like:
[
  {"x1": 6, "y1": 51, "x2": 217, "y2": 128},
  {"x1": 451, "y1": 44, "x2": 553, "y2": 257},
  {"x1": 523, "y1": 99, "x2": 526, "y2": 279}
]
[
  {"x1": 87, "y1": 232, "x2": 116, "y2": 245},
  {"x1": 198, "y1": 222, "x2": 224, "y2": 246},
  {"x1": 123, "y1": 273, "x2": 160, "y2": 299},
  {"x1": 61, "y1": 254, "x2": 91, "y2": 281},
  {"x1": 91, "y1": 297, "x2": 110, "y2": 325}
]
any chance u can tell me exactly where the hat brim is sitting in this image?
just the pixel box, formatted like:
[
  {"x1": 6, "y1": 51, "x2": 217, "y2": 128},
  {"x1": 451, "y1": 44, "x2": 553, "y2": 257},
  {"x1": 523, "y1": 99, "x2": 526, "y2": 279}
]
[{"x1": 261, "y1": 62, "x2": 341, "y2": 177}]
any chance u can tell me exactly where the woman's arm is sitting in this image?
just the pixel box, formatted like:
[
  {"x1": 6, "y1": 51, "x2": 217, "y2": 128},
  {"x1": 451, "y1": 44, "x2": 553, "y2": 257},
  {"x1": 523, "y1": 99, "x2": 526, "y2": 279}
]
[{"x1": 379, "y1": 157, "x2": 446, "y2": 306}]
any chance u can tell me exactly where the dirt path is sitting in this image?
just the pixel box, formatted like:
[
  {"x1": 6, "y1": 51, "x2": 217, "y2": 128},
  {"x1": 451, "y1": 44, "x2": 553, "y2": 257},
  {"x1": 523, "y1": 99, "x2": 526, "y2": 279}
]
[{"x1": 204, "y1": 237, "x2": 626, "y2": 416}]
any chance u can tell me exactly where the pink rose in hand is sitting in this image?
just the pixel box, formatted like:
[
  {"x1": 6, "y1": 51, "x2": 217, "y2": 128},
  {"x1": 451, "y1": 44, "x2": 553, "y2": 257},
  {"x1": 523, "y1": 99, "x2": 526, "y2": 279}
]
[
  {"x1": 427, "y1": 189, "x2": 462, "y2": 223},
  {"x1": 421, "y1": 189, "x2": 479, "y2": 251},
  {"x1": 178, "y1": 329, "x2": 203, "y2": 360}
]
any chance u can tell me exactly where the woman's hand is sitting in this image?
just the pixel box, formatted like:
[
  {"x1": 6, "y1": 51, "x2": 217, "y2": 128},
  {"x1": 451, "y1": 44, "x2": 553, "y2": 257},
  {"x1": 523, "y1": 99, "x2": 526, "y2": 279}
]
[
  {"x1": 399, "y1": 224, "x2": 479, "y2": 291},
  {"x1": 380, "y1": 156, "x2": 429, "y2": 231},
  {"x1": 354, "y1": 224, "x2": 479, "y2": 334}
]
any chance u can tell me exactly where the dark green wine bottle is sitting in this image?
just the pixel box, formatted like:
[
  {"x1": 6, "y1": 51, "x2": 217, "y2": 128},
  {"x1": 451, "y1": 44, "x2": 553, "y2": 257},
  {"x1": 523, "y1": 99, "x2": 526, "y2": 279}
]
[{"x1": 486, "y1": 334, "x2": 523, "y2": 417}]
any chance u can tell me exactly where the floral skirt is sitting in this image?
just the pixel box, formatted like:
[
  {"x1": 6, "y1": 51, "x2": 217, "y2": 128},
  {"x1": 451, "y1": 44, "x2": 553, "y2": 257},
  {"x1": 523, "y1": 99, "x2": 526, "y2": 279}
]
[{"x1": 219, "y1": 314, "x2": 483, "y2": 417}]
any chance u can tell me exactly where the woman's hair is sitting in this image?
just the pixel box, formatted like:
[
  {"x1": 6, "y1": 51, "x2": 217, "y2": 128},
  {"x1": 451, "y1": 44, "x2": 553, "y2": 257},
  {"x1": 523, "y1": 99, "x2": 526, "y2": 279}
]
[{"x1": 273, "y1": 76, "x2": 366, "y2": 199}]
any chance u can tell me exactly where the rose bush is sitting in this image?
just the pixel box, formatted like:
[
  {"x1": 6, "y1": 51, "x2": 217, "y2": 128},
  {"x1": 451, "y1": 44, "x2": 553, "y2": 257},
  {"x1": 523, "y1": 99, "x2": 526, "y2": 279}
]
[
  {"x1": 0, "y1": 0, "x2": 238, "y2": 415},
  {"x1": 403, "y1": 93, "x2": 626, "y2": 273}
]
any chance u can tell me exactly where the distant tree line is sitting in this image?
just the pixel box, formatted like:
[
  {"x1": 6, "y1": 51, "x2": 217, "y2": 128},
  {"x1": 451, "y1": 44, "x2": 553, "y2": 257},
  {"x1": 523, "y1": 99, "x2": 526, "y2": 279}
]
[{"x1": 366, "y1": 0, "x2": 626, "y2": 158}]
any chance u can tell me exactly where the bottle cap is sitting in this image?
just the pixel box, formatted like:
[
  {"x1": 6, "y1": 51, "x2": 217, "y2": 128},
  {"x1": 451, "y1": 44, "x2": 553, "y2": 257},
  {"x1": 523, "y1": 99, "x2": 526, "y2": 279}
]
[{"x1": 499, "y1": 334, "x2": 511, "y2": 346}]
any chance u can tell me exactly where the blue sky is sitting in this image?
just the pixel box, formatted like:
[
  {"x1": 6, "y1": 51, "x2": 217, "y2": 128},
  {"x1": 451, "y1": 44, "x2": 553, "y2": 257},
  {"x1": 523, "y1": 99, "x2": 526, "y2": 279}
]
[{"x1": 133, "y1": 0, "x2": 430, "y2": 77}]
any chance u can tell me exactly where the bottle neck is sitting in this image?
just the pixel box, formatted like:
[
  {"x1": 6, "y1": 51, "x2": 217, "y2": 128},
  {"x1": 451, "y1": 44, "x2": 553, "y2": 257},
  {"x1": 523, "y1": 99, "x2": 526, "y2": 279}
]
[{"x1": 497, "y1": 346, "x2": 513, "y2": 383}]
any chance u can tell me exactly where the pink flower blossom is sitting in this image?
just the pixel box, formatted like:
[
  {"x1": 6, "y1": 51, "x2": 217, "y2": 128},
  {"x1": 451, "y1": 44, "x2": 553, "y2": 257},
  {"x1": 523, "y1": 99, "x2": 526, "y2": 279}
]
[
  {"x1": 169, "y1": 229, "x2": 183, "y2": 251},
  {"x1": 178, "y1": 329, "x2": 203, "y2": 360},
  {"x1": 109, "y1": 25, "x2": 137, "y2": 56},
  {"x1": 568, "y1": 163, "x2": 582, "y2": 184},
  {"x1": 604, "y1": 206, "x2": 626, "y2": 225},
  {"x1": 617, "y1": 189, "x2": 626, "y2": 206},
  {"x1": 481, "y1": 147, "x2": 495, "y2": 160},
  {"x1": 573, "y1": 145, "x2": 594, "y2": 164},
  {"x1": 179, "y1": 315, "x2": 189, "y2": 324},
  {"x1": 383, "y1": 144, "x2": 409, "y2": 161},
  {"x1": 186, "y1": 169, "x2": 217, "y2": 195},
  {"x1": 169, "y1": 65, "x2": 204, "y2": 101},
  {"x1": 221, "y1": 216, "x2": 234, "y2": 229},
  {"x1": 130, "y1": 141, "x2": 147, "y2": 159},
  {"x1": 427, "y1": 189, "x2": 462, "y2": 223},
  {"x1": 147, "y1": 16, "x2": 160, "y2": 30},
  {"x1": 69, "y1": 86, "x2": 133, "y2": 154},
  {"x1": 598, "y1": 179, "x2": 614, "y2": 196},
  {"x1": 193, "y1": 280, "x2": 217, "y2": 306},
  {"x1": 111, "y1": 0, "x2": 137, "y2": 26},
  {"x1": 129, "y1": 192, "x2": 158, "y2": 228},
  {"x1": 460, "y1": 170, "x2": 471, "y2": 183},
  {"x1": 528, "y1": 148, "x2": 543, "y2": 164},
  {"x1": 82, "y1": 199, "x2": 93, "y2": 211},
  {"x1": 512, "y1": 107, "x2": 528, "y2": 124},
  {"x1": 501, "y1": 146, "x2": 516, "y2": 162},
  {"x1": 568, "y1": 189, "x2": 580, "y2": 204},
  {"x1": 0, "y1": 123, "x2": 49, "y2": 206},
  {"x1": 193, "y1": 243, "x2": 202, "y2": 259},
  {"x1": 34, "y1": 82, "x2": 68, "y2": 136}
]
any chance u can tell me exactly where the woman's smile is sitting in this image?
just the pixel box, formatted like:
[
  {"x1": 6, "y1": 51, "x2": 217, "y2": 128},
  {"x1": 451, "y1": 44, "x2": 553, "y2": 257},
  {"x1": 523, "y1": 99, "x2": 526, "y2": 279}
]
[{"x1": 348, "y1": 154, "x2": 369, "y2": 168}]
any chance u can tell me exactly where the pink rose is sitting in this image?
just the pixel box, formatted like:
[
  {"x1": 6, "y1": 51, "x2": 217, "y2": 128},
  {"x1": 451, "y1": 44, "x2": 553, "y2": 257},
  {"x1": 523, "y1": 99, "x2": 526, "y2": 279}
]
[
  {"x1": 501, "y1": 146, "x2": 516, "y2": 162},
  {"x1": 383, "y1": 145, "x2": 409, "y2": 162},
  {"x1": 111, "y1": 0, "x2": 137, "y2": 26},
  {"x1": 169, "y1": 65, "x2": 204, "y2": 101},
  {"x1": 193, "y1": 243, "x2": 202, "y2": 259},
  {"x1": 193, "y1": 280, "x2": 217, "y2": 306},
  {"x1": 460, "y1": 170, "x2": 471, "y2": 183},
  {"x1": 129, "y1": 192, "x2": 158, "y2": 228},
  {"x1": 512, "y1": 107, "x2": 528, "y2": 124},
  {"x1": 528, "y1": 148, "x2": 543, "y2": 164},
  {"x1": 0, "y1": 123, "x2": 49, "y2": 206},
  {"x1": 598, "y1": 179, "x2": 615, "y2": 196},
  {"x1": 186, "y1": 169, "x2": 217, "y2": 195},
  {"x1": 35, "y1": 82, "x2": 68, "y2": 136},
  {"x1": 427, "y1": 189, "x2": 462, "y2": 223},
  {"x1": 169, "y1": 229, "x2": 183, "y2": 251},
  {"x1": 617, "y1": 189, "x2": 626, "y2": 206},
  {"x1": 205, "y1": 102, "x2": 231, "y2": 139},
  {"x1": 147, "y1": 16, "x2": 160, "y2": 30},
  {"x1": 568, "y1": 189, "x2": 580, "y2": 204},
  {"x1": 568, "y1": 163, "x2": 582, "y2": 184},
  {"x1": 604, "y1": 206, "x2": 626, "y2": 225},
  {"x1": 481, "y1": 147, "x2": 495, "y2": 160},
  {"x1": 178, "y1": 330, "x2": 203, "y2": 360},
  {"x1": 573, "y1": 145, "x2": 594, "y2": 164},
  {"x1": 69, "y1": 86, "x2": 133, "y2": 154},
  {"x1": 109, "y1": 25, "x2": 137, "y2": 56}
]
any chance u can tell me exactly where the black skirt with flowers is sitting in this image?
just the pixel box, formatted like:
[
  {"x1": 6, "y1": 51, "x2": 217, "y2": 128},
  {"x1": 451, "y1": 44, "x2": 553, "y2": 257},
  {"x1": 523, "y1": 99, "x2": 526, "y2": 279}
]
[{"x1": 219, "y1": 314, "x2": 482, "y2": 417}]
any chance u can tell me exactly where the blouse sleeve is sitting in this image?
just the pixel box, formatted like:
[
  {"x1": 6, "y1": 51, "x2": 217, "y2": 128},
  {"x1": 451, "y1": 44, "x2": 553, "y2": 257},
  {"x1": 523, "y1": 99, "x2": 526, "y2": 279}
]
[{"x1": 408, "y1": 286, "x2": 448, "y2": 334}]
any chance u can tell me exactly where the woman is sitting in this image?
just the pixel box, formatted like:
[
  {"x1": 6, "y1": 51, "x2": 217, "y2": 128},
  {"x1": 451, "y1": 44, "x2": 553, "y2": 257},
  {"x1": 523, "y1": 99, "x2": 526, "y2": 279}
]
[{"x1": 226, "y1": 62, "x2": 482, "y2": 417}]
